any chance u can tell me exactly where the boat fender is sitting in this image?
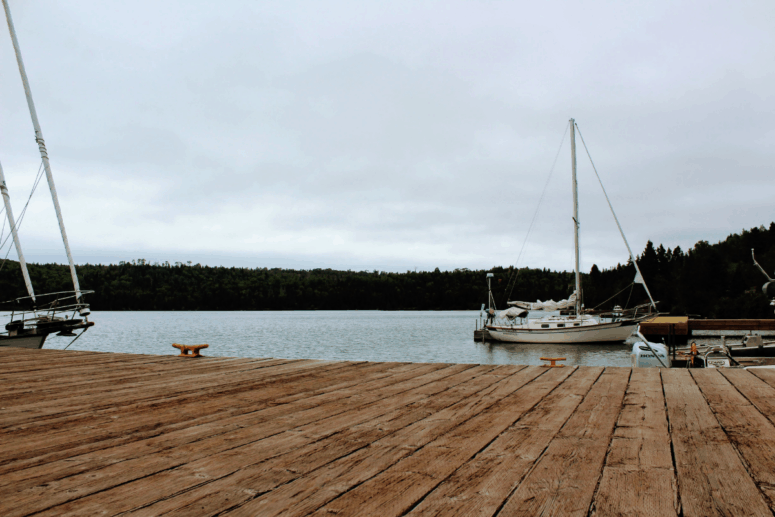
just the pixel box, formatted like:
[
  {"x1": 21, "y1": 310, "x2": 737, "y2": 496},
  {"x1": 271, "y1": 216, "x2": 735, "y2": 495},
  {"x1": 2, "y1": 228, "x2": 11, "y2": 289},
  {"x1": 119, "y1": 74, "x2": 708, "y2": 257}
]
[{"x1": 5, "y1": 320, "x2": 24, "y2": 331}]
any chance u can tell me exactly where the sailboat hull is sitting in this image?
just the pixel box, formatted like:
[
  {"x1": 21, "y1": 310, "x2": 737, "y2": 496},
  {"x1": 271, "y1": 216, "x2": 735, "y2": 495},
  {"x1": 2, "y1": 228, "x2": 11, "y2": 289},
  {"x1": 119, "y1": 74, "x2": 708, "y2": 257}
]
[
  {"x1": 486, "y1": 320, "x2": 637, "y2": 344},
  {"x1": 0, "y1": 334, "x2": 47, "y2": 349}
]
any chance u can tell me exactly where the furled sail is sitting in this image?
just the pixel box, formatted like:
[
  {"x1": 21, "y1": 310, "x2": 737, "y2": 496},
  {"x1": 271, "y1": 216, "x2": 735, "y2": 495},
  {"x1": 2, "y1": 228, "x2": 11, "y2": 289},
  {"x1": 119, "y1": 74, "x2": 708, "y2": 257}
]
[
  {"x1": 507, "y1": 292, "x2": 577, "y2": 312},
  {"x1": 496, "y1": 307, "x2": 528, "y2": 320}
]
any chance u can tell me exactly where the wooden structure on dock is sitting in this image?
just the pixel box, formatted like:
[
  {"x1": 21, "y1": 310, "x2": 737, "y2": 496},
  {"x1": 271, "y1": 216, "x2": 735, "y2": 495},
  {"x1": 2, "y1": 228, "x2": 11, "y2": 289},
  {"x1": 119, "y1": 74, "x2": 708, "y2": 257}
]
[
  {"x1": 641, "y1": 316, "x2": 775, "y2": 344},
  {"x1": 3, "y1": 348, "x2": 775, "y2": 516}
]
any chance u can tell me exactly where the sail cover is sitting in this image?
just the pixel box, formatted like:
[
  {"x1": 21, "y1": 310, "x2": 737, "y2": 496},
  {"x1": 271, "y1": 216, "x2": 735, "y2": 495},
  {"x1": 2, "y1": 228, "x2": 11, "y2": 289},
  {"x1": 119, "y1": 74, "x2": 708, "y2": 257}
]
[
  {"x1": 507, "y1": 292, "x2": 577, "y2": 312},
  {"x1": 496, "y1": 307, "x2": 528, "y2": 320}
]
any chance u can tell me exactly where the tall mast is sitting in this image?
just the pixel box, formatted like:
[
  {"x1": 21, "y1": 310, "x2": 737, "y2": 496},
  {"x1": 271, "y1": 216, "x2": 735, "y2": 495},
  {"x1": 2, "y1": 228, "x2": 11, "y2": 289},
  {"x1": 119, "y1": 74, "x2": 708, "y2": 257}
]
[
  {"x1": 2, "y1": 0, "x2": 81, "y2": 301},
  {"x1": 570, "y1": 118, "x2": 581, "y2": 314},
  {"x1": 0, "y1": 160, "x2": 35, "y2": 302}
]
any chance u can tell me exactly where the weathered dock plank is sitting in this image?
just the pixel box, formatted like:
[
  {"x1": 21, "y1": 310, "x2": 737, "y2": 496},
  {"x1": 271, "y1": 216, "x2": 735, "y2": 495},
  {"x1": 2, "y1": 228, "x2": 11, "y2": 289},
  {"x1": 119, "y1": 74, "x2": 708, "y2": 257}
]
[
  {"x1": 2, "y1": 348, "x2": 775, "y2": 516},
  {"x1": 662, "y1": 368, "x2": 772, "y2": 516},
  {"x1": 592, "y1": 367, "x2": 677, "y2": 516},
  {"x1": 408, "y1": 366, "x2": 603, "y2": 516},
  {"x1": 696, "y1": 369, "x2": 775, "y2": 510},
  {"x1": 495, "y1": 367, "x2": 630, "y2": 516},
  {"x1": 120, "y1": 365, "x2": 514, "y2": 516},
  {"x1": 304, "y1": 366, "x2": 569, "y2": 517},
  {"x1": 0, "y1": 361, "x2": 404, "y2": 482},
  {"x1": 3, "y1": 362, "x2": 461, "y2": 516},
  {"x1": 176, "y1": 366, "x2": 548, "y2": 517}
]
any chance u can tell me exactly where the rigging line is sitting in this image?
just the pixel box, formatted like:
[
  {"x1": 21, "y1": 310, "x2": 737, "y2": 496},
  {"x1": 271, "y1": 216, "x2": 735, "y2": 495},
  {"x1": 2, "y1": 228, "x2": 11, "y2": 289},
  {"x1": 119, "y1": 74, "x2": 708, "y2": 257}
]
[
  {"x1": 0, "y1": 231, "x2": 15, "y2": 271},
  {"x1": 503, "y1": 123, "x2": 569, "y2": 304},
  {"x1": 63, "y1": 327, "x2": 89, "y2": 351},
  {"x1": 0, "y1": 161, "x2": 44, "y2": 252},
  {"x1": 0, "y1": 205, "x2": 6, "y2": 243},
  {"x1": 503, "y1": 125, "x2": 569, "y2": 300},
  {"x1": 0, "y1": 160, "x2": 45, "y2": 272},
  {"x1": 574, "y1": 124, "x2": 657, "y2": 310},
  {"x1": 592, "y1": 282, "x2": 635, "y2": 309}
]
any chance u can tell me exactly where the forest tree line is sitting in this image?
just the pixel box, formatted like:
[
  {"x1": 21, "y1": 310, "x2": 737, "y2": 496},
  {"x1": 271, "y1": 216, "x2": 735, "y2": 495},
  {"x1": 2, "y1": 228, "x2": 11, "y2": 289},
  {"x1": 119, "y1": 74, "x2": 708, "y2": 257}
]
[{"x1": 0, "y1": 223, "x2": 773, "y2": 317}]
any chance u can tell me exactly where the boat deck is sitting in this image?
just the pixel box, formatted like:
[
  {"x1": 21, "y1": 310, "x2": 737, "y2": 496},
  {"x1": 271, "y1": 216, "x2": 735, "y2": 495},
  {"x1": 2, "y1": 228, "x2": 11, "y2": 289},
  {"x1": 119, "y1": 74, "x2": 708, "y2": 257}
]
[{"x1": 3, "y1": 347, "x2": 775, "y2": 516}]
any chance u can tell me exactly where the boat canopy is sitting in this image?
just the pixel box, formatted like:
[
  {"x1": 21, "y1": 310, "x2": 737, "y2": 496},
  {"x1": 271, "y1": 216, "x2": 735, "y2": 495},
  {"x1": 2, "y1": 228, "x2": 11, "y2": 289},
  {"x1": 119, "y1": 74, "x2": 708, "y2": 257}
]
[{"x1": 507, "y1": 292, "x2": 577, "y2": 312}]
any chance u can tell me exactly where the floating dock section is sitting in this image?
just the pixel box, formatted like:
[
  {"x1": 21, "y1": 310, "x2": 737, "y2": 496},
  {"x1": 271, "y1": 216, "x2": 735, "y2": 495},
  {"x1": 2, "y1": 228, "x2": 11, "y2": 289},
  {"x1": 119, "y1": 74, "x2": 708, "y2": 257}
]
[{"x1": 3, "y1": 347, "x2": 775, "y2": 516}]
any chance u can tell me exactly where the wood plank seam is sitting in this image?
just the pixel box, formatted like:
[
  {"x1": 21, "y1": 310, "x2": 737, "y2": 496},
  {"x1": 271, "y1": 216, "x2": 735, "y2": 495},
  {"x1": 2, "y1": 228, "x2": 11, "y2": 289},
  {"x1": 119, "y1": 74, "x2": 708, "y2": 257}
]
[
  {"x1": 488, "y1": 366, "x2": 608, "y2": 517},
  {"x1": 214, "y1": 367, "x2": 553, "y2": 516},
  {"x1": 660, "y1": 369, "x2": 683, "y2": 517},
  {"x1": 2, "y1": 364, "x2": 480, "y2": 515},
  {"x1": 296, "y1": 368, "x2": 582, "y2": 517},
  {"x1": 688, "y1": 369, "x2": 765, "y2": 501},
  {"x1": 403, "y1": 366, "x2": 601, "y2": 517},
  {"x1": 301, "y1": 368, "x2": 554, "y2": 517},
  {"x1": 0, "y1": 363, "x2": 442, "y2": 479},
  {"x1": 0, "y1": 362, "x2": 421, "y2": 483},
  {"x1": 589, "y1": 368, "x2": 677, "y2": 517},
  {"x1": 0, "y1": 359, "x2": 341, "y2": 433},
  {"x1": 122, "y1": 366, "x2": 530, "y2": 516},
  {"x1": 0, "y1": 360, "x2": 365, "y2": 462},
  {"x1": 727, "y1": 370, "x2": 775, "y2": 430},
  {"x1": 117, "y1": 366, "x2": 515, "y2": 516},
  {"x1": 585, "y1": 368, "x2": 632, "y2": 517},
  {"x1": 662, "y1": 369, "x2": 772, "y2": 516},
  {"x1": 491, "y1": 367, "x2": 632, "y2": 516},
  {"x1": 0, "y1": 365, "x2": 378, "y2": 472},
  {"x1": 694, "y1": 369, "x2": 775, "y2": 510}
]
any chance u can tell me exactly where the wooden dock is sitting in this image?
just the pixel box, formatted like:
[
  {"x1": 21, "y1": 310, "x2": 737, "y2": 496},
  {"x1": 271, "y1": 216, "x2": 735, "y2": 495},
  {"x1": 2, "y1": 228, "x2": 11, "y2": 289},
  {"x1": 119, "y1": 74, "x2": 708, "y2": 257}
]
[
  {"x1": 3, "y1": 348, "x2": 775, "y2": 516},
  {"x1": 641, "y1": 316, "x2": 775, "y2": 343}
]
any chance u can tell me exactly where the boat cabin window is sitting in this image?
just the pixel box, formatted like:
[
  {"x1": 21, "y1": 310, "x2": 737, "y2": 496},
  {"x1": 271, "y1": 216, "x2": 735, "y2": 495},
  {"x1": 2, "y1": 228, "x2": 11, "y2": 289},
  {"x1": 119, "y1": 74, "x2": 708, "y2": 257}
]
[
  {"x1": 557, "y1": 323, "x2": 565, "y2": 328},
  {"x1": 541, "y1": 324, "x2": 550, "y2": 328},
  {"x1": 574, "y1": 323, "x2": 581, "y2": 327}
]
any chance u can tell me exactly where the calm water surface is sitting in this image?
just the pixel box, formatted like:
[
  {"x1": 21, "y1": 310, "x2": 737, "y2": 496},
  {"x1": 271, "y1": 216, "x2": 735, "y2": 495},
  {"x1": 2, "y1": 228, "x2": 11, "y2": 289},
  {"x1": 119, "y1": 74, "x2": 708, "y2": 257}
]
[{"x1": 45, "y1": 311, "x2": 634, "y2": 367}]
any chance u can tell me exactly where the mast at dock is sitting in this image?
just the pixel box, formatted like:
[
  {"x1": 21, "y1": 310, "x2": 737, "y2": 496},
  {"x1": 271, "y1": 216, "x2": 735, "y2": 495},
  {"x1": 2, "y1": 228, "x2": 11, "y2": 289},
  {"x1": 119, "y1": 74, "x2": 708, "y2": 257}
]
[
  {"x1": 0, "y1": 160, "x2": 35, "y2": 302},
  {"x1": 570, "y1": 119, "x2": 581, "y2": 314},
  {"x1": 2, "y1": 0, "x2": 82, "y2": 301}
]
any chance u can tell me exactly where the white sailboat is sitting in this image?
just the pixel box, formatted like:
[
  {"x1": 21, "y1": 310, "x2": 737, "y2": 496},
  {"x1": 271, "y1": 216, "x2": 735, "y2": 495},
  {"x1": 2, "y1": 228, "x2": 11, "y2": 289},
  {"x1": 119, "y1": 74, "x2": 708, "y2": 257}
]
[
  {"x1": 0, "y1": 0, "x2": 93, "y2": 349},
  {"x1": 485, "y1": 119, "x2": 655, "y2": 344}
]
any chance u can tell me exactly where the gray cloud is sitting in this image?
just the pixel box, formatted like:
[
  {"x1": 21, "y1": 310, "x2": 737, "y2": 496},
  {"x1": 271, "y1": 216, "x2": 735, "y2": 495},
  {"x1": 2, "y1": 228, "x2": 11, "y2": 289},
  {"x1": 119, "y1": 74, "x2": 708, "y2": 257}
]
[{"x1": 0, "y1": 0, "x2": 772, "y2": 274}]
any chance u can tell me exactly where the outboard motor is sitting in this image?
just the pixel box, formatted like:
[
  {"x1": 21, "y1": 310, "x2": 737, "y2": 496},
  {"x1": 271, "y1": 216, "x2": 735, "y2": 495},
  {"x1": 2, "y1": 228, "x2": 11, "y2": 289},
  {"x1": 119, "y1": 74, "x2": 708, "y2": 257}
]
[
  {"x1": 632, "y1": 330, "x2": 671, "y2": 368},
  {"x1": 704, "y1": 347, "x2": 732, "y2": 368},
  {"x1": 632, "y1": 341, "x2": 671, "y2": 368}
]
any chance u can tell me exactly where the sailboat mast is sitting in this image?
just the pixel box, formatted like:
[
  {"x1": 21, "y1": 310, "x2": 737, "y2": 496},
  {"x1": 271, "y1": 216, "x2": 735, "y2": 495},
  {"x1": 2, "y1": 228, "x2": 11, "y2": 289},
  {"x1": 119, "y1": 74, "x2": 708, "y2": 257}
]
[
  {"x1": 0, "y1": 161, "x2": 35, "y2": 302},
  {"x1": 2, "y1": 0, "x2": 82, "y2": 301},
  {"x1": 570, "y1": 119, "x2": 581, "y2": 314}
]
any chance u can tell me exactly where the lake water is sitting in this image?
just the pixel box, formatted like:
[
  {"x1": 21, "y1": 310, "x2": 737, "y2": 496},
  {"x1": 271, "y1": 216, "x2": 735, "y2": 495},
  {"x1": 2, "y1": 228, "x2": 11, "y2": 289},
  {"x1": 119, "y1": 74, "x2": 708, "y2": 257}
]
[{"x1": 43, "y1": 311, "x2": 635, "y2": 367}]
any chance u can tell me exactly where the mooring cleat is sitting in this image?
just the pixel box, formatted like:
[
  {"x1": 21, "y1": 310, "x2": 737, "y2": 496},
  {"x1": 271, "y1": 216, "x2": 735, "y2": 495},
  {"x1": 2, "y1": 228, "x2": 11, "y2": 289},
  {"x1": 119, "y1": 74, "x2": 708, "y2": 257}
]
[
  {"x1": 172, "y1": 343, "x2": 209, "y2": 358},
  {"x1": 540, "y1": 357, "x2": 566, "y2": 368}
]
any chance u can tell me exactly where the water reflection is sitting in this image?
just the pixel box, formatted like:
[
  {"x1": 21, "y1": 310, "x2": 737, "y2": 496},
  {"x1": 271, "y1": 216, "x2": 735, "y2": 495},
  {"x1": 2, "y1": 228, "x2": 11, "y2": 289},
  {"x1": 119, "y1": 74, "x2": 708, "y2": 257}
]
[{"x1": 477, "y1": 340, "x2": 632, "y2": 367}]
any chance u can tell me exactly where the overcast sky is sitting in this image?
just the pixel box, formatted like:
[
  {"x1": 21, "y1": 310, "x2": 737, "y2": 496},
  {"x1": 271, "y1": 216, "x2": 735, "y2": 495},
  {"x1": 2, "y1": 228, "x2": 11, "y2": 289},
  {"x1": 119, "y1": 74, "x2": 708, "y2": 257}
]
[{"x1": 0, "y1": 0, "x2": 772, "y2": 274}]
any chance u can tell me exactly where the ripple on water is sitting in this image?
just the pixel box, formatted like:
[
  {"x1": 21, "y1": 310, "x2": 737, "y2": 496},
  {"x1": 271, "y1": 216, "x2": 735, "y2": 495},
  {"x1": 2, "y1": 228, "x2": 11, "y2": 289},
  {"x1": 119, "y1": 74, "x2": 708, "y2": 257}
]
[{"x1": 45, "y1": 311, "x2": 634, "y2": 367}]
